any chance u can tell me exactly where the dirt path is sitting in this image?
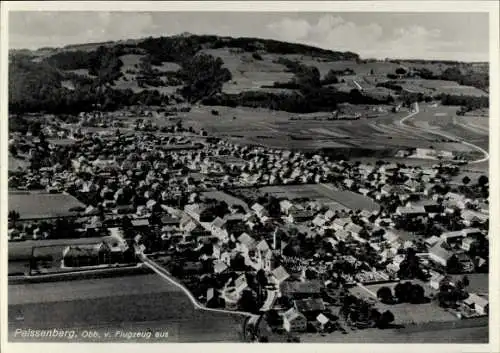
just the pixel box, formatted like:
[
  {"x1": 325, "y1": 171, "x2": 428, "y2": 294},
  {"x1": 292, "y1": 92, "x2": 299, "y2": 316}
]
[
  {"x1": 140, "y1": 254, "x2": 257, "y2": 319},
  {"x1": 399, "y1": 103, "x2": 489, "y2": 164}
]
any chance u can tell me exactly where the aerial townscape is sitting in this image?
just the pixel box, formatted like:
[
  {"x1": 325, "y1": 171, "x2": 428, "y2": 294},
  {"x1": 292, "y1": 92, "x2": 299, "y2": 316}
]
[{"x1": 7, "y1": 17, "x2": 490, "y2": 344}]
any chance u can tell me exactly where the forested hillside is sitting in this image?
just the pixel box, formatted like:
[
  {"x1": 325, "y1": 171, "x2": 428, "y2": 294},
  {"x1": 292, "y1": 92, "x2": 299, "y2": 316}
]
[{"x1": 9, "y1": 34, "x2": 488, "y2": 115}]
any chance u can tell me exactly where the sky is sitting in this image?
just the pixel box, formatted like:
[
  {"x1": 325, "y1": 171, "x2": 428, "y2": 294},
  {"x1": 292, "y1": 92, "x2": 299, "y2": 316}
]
[{"x1": 8, "y1": 12, "x2": 490, "y2": 61}]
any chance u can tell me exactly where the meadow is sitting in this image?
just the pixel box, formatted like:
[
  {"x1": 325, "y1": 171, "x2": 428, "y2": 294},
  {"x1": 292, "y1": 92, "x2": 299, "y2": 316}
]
[
  {"x1": 8, "y1": 274, "x2": 246, "y2": 342},
  {"x1": 8, "y1": 192, "x2": 86, "y2": 220}
]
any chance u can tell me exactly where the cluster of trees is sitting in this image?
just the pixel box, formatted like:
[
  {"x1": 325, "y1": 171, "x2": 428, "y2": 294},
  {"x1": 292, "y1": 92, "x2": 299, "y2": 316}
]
[
  {"x1": 398, "y1": 248, "x2": 429, "y2": 281},
  {"x1": 178, "y1": 53, "x2": 232, "y2": 103},
  {"x1": 44, "y1": 45, "x2": 125, "y2": 84},
  {"x1": 440, "y1": 94, "x2": 488, "y2": 109},
  {"x1": 137, "y1": 34, "x2": 351, "y2": 67},
  {"x1": 377, "y1": 282, "x2": 427, "y2": 305},
  {"x1": 10, "y1": 57, "x2": 170, "y2": 114},
  {"x1": 437, "y1": 275, "x2": 470, "y2": 308},
  {"x1": 203, "y1": 87, "x2": 391, "y2": 114},
  {"x1": 341, "y1": 295, "x2": 395, "y2": 329},
  {"x1": 409, "y1": 65, "x2": 488, "y2": 91}
]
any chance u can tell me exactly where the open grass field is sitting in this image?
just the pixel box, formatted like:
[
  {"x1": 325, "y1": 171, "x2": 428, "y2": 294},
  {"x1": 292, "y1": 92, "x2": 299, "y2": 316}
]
[
  {"x1": 179, "y1": 101, "x2": 488, "y2": 156},
  {"x1": 9, "y1": 237, "x2": 106, "y2": 275},
  {"x1": 300, "y1": 322, "x2": 488, "y2": 343},
  {"x1": 9, "y1": 237, "x2": 104, "y2": 260},
  {"x1": 200, "y1": 49, "x2": 295, "y2": 94},
  {"x1": 8, "y1": 155, "x2": 30, "y2": 172},
  {"x1": 153, "y1": 61, "x2": 181, "y2": 72},
  {"x1": 8, "y1": 274, "x2": 246, "y2": 342},
  {"x1": 201, "y1": 190, "x2": 250, "y2": 212},
  {"x1": 450, "y1": 274, "x2": 489, "y2": 295},
  {"x1": 8, "y1": 192, "x2": 87, "y2": 220},
  {"x1": 410, "y1": 104, "x2": 489, "y2": 151},
  {"x1": 375, "y1": 301, "x2": 457, "y2": 325},
  {"x1": 47, "y1": 138, "x2": 77, "y2": 146},
  {"x1": 258, "y1": 184, "x2": 380, "y2": 212},
  {"x1": 376, "y1": 78, "x2": 488, "y2": 97}
]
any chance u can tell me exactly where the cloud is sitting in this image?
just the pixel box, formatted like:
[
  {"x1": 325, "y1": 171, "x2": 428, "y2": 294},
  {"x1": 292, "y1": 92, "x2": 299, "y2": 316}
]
[
  {"x1": 9, "y1": 12, "x2": 158, "y2": 49},
  {"x1": 267, "y1": 15, "x2": 384, "y2": 54},
  {"x1": 265, "y1": 15, "x2": 485, "y2": 61},
  {"x1": 8, "y1": 12, "x2": 488, "y2": 61}
]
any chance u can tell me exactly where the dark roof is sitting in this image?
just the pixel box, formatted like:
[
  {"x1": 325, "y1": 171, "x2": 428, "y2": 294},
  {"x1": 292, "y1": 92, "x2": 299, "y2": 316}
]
[
  {"x1": 131, "y1": 218, "x2": 150, "y2": 227},
  {"x1": 294, "y1": 298, "x2": 325, "y2": 313},
  {"x1": 282, "y1": 280, "x2": 322, "y2": 295},
  {"x1": 161, "y1": 215, "x2": 180, "y2": 225}
]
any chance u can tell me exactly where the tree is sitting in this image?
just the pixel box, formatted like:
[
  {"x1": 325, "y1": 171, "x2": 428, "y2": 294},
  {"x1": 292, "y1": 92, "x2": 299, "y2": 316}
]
[
  {"x1": 462, "y1": 275, "x2": 470, "y2": 288},
  {"x1": 394, "y1": 281, "x2": 413, "y2": 303},
  {"x1": 397, "y1": 248, "x2": 423, "y2": 279},
  {"x1": 231, "y1": 253, "x2": 246, "y2": 271},
  {"x1": 378, "y1": 310, "x2": 395, "y2": 329},
  {"x1": 252, "y1": 52, "x2": 263, "y2": 61},
  {"x1": 238, "y1": 289, "x2": 258, "y2": 313},
  {"x1": 409, "y1": 284, "x2": 426, "y2": 304},
  {"x1": 9, "y1": 144, "x2": 18, "y2": 157},
  {"x1": 8, "y1": 210, "x2": 20, "y2": 226},
  {"x1": 395, "y1": 68, "x2": 407, "y2": 76},
  {"x1": 376, "y1": 286, "x2": 393, "y2": 304},
  {"x1": 256, "y1": 269, "x2": 268, "y2": 287},
  {"x1": 478, "y1": 175, "x2": 489, "y2": 187},
  {"x1": 462, "y1": 176, "x2": 471, "y2": 185}
]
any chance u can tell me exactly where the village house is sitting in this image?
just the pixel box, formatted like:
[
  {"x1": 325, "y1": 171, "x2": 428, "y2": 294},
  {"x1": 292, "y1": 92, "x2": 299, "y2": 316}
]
[
  {"x1": 428, "y1": 240, "x2": 453, "y2": 267},
  {"x1": 251, "y1": 203, "x2": 268, "y2": 219},
  {"x1": 395, "y1": 206, "x2": 427, "y2": 218},
  {"x1": 184, "y1": 203, "x2": 214, "y2": 222},
  {"x1": 461, "y1": 210, "x2": 488, "y2": 226},
  {"x1": 272, "y1": 265, "x2": 290, "y2": 285},
  {"x1": 463, "y1": 293, "x2": 489, "y2": 316},
  {"x1": 62, "y1": 242, "x2": 110, "y2": 268},
  {"x1": 282, "y1": 308, "x2": 307, "y2": 332},
  {"x1": 281, "y1": 280, "x2": 322, "y2": 299},
  {"x1": 237, "y1": 232, "x2": 256, "y2": 254},
  {"x1": 287, "y1": 209, "x2": 314, "y2": 224},
  {"x1": 345, "y1": 222, "x2": 364, "y2": 240},
  {"x1": 233, "y1": 274, "x2": 249, "y2": 297},
  {"x1": 293, "y1": 298, "x2": 326, "y2": 321},
  {"x1": 279, "y1": 200, "x2": 295, "y2": 215},
  {"x1": 332, "y1": 217, "x2": 350, "y2": 231}
]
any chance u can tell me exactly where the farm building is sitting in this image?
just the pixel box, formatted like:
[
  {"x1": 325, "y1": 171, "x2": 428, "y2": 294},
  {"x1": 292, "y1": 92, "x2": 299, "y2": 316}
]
[
  {"x1": 282, "y1": 308, "x2": 307, "y2": 332},
  {"x1": 463, "y1": 294, "x2": 489, "y2": 316},
  {"x1": 62, "y1": 242, "x2": 110, "y2": 268}
]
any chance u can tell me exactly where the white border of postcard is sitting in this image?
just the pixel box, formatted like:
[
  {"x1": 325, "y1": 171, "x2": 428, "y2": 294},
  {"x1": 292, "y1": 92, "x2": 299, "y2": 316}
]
[{"x1": 1, "y1": 1, "x2": 499, "y2": 353}]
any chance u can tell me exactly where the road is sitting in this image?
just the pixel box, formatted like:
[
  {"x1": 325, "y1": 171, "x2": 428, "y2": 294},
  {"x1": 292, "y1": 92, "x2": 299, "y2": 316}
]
[
  {"x1": 399, "y1": 103, "x2": 489, "y2": 165},
  {"x1": 352, "y1": 80, "x2": 363, "y2": 91},
  {"x1": 139, "y1": 253, "x2": 257, "y2": 319}
]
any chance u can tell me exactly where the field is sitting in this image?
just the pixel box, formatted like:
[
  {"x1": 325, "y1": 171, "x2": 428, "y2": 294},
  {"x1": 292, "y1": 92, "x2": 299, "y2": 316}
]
[
  {"x1": 8, "y1": 155, "x2": 30, "y2": 172},
  {"x1": 46, "y1": 138, "x2": 77, "y2": 146},
  {"x1": 450, "y1": 274, "x2": 489, "y2": 295},
  {"x1": 111, "y1": 54, "x2": 182, "y2": 94},
  {"x1": 8, "y1": 274, "x2": 246, "y2": 342},
  {"x1": 9, "y1": 237, "x2": 106, "y2": 275},
  {"x1": 178, "y1": 101, "x2": 489, "y2": 159},
  {"x1": 405, "y1": 104, "x2": 489, "y2": 152},
  {"x1": 8, "y1": 192, "x2": 87, "y2": 220},
  {"x1": 300, "y1": 321, "x2": 488, "y2": 343},
  {"x1": 201, "y1": 190, "x2": 250, "y2": 212},
  {"x1": 258, "y1": 184, "x2": 380, "y2": 212},
  {"x1": 200, "y1": 49, "x2": 295, "y2": 94}
]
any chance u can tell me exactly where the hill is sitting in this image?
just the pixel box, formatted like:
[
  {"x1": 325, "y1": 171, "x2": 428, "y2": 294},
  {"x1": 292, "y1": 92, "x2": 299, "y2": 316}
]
[{"x1": 9, "y1": 34, "x2": 488, "y2": 115}]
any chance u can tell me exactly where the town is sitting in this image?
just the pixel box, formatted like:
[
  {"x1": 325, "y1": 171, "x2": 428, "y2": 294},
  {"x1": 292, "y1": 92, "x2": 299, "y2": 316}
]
[
  {"x1": 8, "y1": 105, "x2": 489, "y2": 342},
  {"x1": 6, "y1": 12, "x2": 492, "y2": 344}
]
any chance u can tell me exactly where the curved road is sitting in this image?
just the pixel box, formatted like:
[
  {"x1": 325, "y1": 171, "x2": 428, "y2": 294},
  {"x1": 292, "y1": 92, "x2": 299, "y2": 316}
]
[
  {"x1": 399, "y1": 103, "x2": 489, "y2": 165},
  {"x1": 140, "y1": 254, "x2": 257, "y2": 319}
]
